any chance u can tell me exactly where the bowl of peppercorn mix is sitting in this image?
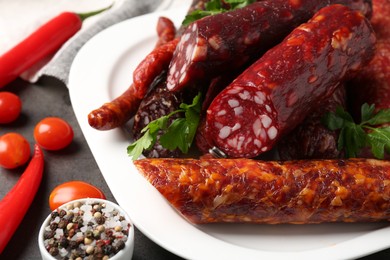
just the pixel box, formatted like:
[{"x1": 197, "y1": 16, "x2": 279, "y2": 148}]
[{"x1": 38, "y1": 198, "x2": 134, "y2": 260}]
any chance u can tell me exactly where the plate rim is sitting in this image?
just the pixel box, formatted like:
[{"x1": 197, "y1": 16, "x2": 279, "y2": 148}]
[{"x1": 68, "y1": 7, "x2": 390, "y2": 260}]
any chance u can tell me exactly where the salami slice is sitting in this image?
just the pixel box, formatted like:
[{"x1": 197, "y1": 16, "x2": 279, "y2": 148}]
[
  {"x1": 135, "y1": 158, "x2": 390, "y2": 224},
  {"x1": 166, "y1": 0, "x2": 373, "y2": 92},
  {"x1": 205, "y1": 5, "x2": 376, "y2": 158}
]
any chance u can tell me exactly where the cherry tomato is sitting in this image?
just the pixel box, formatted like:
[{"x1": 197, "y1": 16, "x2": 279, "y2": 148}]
[
  {"x1": 0, "y1": 92, "x2": 22, "y2": 124},
  {"x1": 0, "y1": 133, "x2": 31, "y2": 169},
  {"x1": 49, "y1": 181, "x2": 106, "y2": 210},
  {"x1": 34, "y1": 117, "x2": 74, "y2": 150}
]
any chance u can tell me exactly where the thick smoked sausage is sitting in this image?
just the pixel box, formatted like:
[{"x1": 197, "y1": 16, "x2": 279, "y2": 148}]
[
  {"x1": 348, "y1": 0, "x2": 390, "y2": 119},
  {"x1": 166, "y1": 0, "x2": 373, "y2": 92},
  {"x1": 206, "y1": 5, "x2": 376, "y2": 158},
  {"x1": 135, "y1": 158, "x2": 390, "y2": 224},
  {"x1": 278, "y1": 86, "x2": 346, "y2": 160}
]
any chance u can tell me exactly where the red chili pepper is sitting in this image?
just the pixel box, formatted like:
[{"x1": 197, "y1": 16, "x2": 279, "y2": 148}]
[
  {"x1": 0, "y1": 144, "x2": 44, "y2": 254},
  {"x1": 0, "y1": 6, "x2": 111, "y2": 88}
]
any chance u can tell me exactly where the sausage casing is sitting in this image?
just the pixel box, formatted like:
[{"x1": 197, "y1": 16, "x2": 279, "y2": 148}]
[
  {"x1": 135, "y1": 158, "x2": 390, "y2": 224},
  {"x1": 166, "y1": 0, "x2": 373, "y2": 91},
  {"x1": 206, "y1": 5, "x2": 376, "y2": 158}
]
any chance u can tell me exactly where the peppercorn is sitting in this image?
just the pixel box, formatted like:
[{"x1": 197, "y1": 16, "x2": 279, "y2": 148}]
[
  {"x1": 69, "y1": 240, "x2": 79, "y2": 249},
  {"x1": 59, "y1": 209, "x2": 67, "y2": 218},
  {"x1": 58, "y1": 236, "x2": 69, "y2": 248},
  {"x1": 43, "y1": 230, "x2": 55, "y2": 240},
  {"x1": 51, "y1": 211, "x2": 59, "y2": 219},
  {"x1": 58, "y1": 219, "x2": 68, "y2": 229},
  {"x1": 93, "y1": 204, "x2": 102, "y2": 212},
  {"x1": 103, "y1": 244, "x2": 113, "y2": 255},
  {"x1": 113, "y1": 240, "x2": 125, "y2": 253},
  {"x1": 49, "y1": 246, "x2": 59, "y2": 256},
  {"x1": 85, "y1": 229, "x2": 93, "y2": 239},
  {"x1": 95, "y1": 216, "x2": 105, "y2": 225},
  {"x1": 85, "y1": 245, "x2": 95, "y2": 255},
  {"x1": 50, "y1": 222, "x2": 58, "y2": 230},
  {"x1": 93, "y1": 229, "x2": 101, "y2": 239}
]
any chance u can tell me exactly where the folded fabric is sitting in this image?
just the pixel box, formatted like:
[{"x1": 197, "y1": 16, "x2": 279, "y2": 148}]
[{"x1": 0, "y1": 0, "x2": 182, "y2": 87}]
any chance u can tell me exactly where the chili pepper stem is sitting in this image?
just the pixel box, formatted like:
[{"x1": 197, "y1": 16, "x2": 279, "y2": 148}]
[{"x1": 77, "y1": 4, "x2": 113, "y2": 21}]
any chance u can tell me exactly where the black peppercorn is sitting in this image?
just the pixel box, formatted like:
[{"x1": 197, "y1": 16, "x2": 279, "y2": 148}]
[
  {"x1": 49, "y1": 246, "x2": 59, "y2": 256},
  {"x1": 113, "y1": 240, "x2": 125, "y2": 253},
  {"x1": 43, "y1": 230, "x2": 55, "y2": 240},
  {"x1": 59, "y1": 209, "x2": 67, "y2": 218},
  {"x1": 69, "y1": 240, "x2": 79, "y2": 249},
  {"x1": 58, "y1": 236, "x2": 69, "y2": 248},
  {"x1": 49, "y1": 222, "x2": 58, "y2": 230},
  {"x1": 51, "y1": 211, "x2": 59, "y2": 219},
  {"x1": 103, "y1": 244, "x2": 113, "y2": 255}
]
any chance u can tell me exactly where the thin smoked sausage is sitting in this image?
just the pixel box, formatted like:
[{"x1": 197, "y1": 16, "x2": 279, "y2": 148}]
[
  {"x1": 206, "y1": 5, "x2": 376, "y2": 158},
  {"x1": 166, "y1": 0, "x2": 373, "y2": 92},
  {"x1": 135, "y1": 158, "x2": 390, "y2": 224}
]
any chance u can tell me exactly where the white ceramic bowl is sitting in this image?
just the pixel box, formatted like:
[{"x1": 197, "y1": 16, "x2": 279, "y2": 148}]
[{"x1": 38, "y1": 198, "x2": 134, "y2": 260}]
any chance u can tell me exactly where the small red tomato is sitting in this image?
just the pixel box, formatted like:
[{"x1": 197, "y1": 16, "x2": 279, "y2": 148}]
[
  {"x1": 34, "y1": 117, "x2": 73, "y2": 150},
  {"x1": 0, "y1": 133, "x2": 31, "y2": 169},
  {"x1": 49, "y1": 181, "x2": 106, "y2": 210},
  {"x1": 0, "y1": 92, "x2": 22, "y2": 124}
]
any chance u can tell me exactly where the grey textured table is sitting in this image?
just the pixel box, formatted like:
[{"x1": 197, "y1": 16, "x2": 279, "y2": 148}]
[{"x1": 0, "y1": 77, "x2": 390, "y2": 259}]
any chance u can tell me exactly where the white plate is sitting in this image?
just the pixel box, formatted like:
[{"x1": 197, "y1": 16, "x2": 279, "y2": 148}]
[{"x1": 68, "y1": 7, "x2": 390, "y2": 260}]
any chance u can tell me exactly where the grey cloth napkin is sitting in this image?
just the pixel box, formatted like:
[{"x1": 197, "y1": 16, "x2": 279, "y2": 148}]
[{"x1": 40, "y1": 0, "x2": 167, "y2": 86}]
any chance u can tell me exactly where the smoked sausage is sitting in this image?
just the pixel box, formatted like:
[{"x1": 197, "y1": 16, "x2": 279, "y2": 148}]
[
  {"x1": 205, "y1": 5, "x2": 376, "y2": 158},
  {"x1": 135, "y1": 157, "x2": 390, "y2": 224},
  {"x1": 88, "y1": 85, "x2": 141, "y2": 130},
  {"x1": 132, "y1": 38, "x2": 179, "y2": 99},
  {"x1": 347, "y1": 0, "x2": 390, "y2": 119},
  {"x1": 88, "y1": 22, "x2": 178, "y2": 130},
  {"x1": 155, "y1": 17, "x2": 176, "y2": 47},
  {"x1": 166, "y1": 0, "x2": 373, "y2": 92},
  {"x1": 277, "y1": 86, "x2": 346, "y2": 160}
]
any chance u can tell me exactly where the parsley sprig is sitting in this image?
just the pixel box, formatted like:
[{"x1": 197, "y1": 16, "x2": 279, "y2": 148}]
[
  {"x1": 127, "y1": 93, "x2": 202, "y2": 160},
  {"x1": 322, "y1": 103, "x2": 390, "y2": 159},
  {"x1": 182, "y1": 0, "x2": 255, "y2": 26}
]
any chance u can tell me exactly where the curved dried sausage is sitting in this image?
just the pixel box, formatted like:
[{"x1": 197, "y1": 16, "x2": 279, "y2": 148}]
[
  {"x1": 132, "y1": 38, "x2": 179, "y2": 99},
  {"x1": 88, "y1": 85, "x2": 141, "y2": 130},
  {"x1": 206, "y1": 5, "x2": 376, "y2": 158},
  {"x1": 155, "y1": 17, "x2": 176, "y2": 47},
  {"x1": 135, "y1": 158, "x2": 390, "y2": 224}
]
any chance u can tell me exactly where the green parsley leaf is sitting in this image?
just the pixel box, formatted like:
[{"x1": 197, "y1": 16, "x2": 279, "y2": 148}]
[
  {"x1": 361, "y1": 103, "x2": 375, "y2": 122},
  {"x1": 322, "y1": 103, "x2": 390, "y2": 159},
  {"x1": 127, "y1": 93, "x2": 202, "y2": 160},
  {"x1": 366, "y1": 127, "x2": 390, "y2": 159},
  {"x1": 160, "y1": 93, "x2": 202, "y2": 153},
  {"x1": 366, "y1": 109, "x2": 390, "y2": 125},
  {"x1": 182, "y1": 0, "x2": 255, "y2": 26},
  {"x1": 127, "y1": 130, "x2": 156, "y2": 160}
]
